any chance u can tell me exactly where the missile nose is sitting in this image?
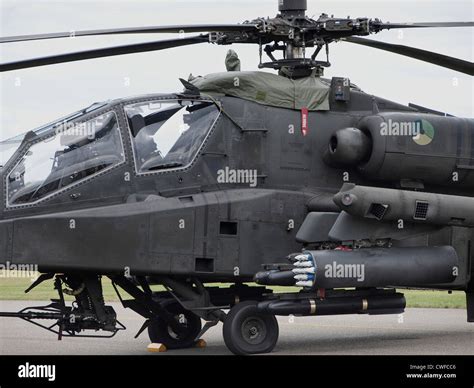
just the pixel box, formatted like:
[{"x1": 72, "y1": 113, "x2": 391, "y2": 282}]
[
  {"x1": 254, "y1": 269, "x2": 297, "y2": 286},
  {"x1": 334, "y1": 191, "x2": 357, "y2": 208},
  {"x1": 253, "y1": 270, "x2": 271, "y2": 284},
  {"x1": 342, "y1": 193, "x2": 356, "y2": 206}
]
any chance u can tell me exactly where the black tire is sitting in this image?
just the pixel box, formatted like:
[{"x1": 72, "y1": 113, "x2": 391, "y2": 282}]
[
  {"x1": 223, "y1": 301, "x2": 279, "y2": 355},
  {"x1": 148, "y1": 303, "x2": 202, "y2": 349}
]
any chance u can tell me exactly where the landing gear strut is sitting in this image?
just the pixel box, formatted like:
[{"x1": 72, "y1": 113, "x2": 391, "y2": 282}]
[
  {"x1": 0, "y1": 274, "x2": 125, "y2": 339},
  {"x1": 223, "y1": 301, "x2": 279, "y2": 355}
]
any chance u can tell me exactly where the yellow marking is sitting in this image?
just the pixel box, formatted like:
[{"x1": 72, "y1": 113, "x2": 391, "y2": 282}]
[
  {"x1": 362, "y1": 299, "x2": 368, "y2": 311},
  {"x1": 310, "y1": 299, "x2": 317, "y2": 314}
]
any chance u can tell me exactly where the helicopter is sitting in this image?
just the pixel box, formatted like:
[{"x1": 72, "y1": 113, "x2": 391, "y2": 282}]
[{"x1": 0, "y1": 0, "x2": 473, "y2": 355}]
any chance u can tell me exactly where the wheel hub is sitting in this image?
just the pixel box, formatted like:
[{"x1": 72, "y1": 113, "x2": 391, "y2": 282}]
[{"x1": 242, "y1": 317, "x2": 267, "y2": 345}]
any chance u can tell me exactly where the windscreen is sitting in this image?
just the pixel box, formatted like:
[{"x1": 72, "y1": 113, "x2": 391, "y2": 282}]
[
  {"x1": 0, "y1": 101, "x2": 108, "y2": 169},
  {"x1": 6, "y1": 111, "x2": 124, "y2": 206},
  {"x1": 124, "y1": 99, "x2": 219, "y2": 173}
]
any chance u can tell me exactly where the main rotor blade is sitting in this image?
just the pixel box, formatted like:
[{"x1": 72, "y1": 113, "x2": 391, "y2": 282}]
[
  {"x1": 0, "y1": 35, "x2": 209, "y2": 72},
  {"x1": 375, "y1": 21, "x2": 474, "y2": 30},
  {"x1": 344, "y1": 37, "x2": 474, "y2": 76},
  {"x1": 0, "y1": 24, "x2": 257, "y2": 44}
]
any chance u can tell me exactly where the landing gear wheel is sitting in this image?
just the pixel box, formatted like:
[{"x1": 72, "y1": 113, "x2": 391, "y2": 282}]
[
  {"x1": 148, "y1": 303, "x2": 202, "y2": 350},
  {"x1": 223, "y1": 301, "x2": 279, "y2": 355}
]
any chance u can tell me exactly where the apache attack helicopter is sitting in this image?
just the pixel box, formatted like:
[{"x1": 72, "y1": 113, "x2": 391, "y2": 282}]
[{"x1": 0, "y1": 0, "x2": 473, "y2": 355}]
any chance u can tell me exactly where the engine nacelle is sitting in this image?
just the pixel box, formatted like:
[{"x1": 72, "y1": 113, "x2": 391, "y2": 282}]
[{"x1": 324, "y1": 113, "x2": 474, "y2": 187}]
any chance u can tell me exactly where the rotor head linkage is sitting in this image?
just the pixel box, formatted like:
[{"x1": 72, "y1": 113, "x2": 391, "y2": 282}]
[{"x1": 0, "y1": 0, "x2": 472, "y2": 77}]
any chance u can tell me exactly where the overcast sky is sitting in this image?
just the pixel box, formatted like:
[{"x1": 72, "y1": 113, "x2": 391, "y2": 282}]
[{"x1": 0, "y1": 0, "x2": 472, "y2": 140}]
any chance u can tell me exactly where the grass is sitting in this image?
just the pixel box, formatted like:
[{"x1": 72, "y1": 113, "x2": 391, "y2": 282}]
[
  {"x1": 401, "y1": 289, "x2": 465, "y2": 309},
  {"x1": 0, "y1": 276, "x2": 466, "y2": 309}
]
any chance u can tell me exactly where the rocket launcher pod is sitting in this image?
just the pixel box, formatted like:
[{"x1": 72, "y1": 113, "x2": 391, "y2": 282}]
[{"x1": 255, "y1": 246, "x2": 458, "y2": 289}]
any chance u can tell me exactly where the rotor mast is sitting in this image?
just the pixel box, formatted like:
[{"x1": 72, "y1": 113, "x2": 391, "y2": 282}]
[
  {"x1": 276, "y1": 0, "x2": 320, "y2": 76},
  {"x1": 278, "y1": 0, "x2": 307, "y2": 19},
  {"x1": 280, "y1": 0, "x2": 308, "y2": 61}
]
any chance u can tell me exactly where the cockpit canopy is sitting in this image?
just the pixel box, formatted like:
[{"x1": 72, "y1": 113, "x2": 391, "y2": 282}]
[
  {"x1": 6, "y1": 110, "x2": 124, "y2": 206},
  {"x1": 125, "y1": 99, "x2": 219, "y2": 173},
  {"x1": 2, "y1": 97, "x2": 220, "y2": 207},
  {"x1": 0, "y1": 101, "x2": 108, "y2": 168}
]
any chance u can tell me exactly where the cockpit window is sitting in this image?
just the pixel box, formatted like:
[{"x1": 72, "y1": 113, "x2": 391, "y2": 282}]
[
  {"x1": 6, "y1": 111, "x2": 124, "y2": 206},
  {"x1": 0, "y1": 101, "x2": 109, "y2": 169},
  {"x1": 0, "y1": 134, "x2": 25, "y2": 169},
  {"x1": 124, "y1": 99, "x2": 220, "y2": 173}
]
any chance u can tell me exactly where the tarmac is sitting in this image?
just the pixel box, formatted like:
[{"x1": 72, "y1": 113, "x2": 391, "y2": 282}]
[{"x1": 0, "y1": 300, "x2": 473, "y2": 355}]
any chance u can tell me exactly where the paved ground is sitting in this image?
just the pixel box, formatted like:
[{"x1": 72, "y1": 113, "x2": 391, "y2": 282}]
[{"x1": 0, "y1": 301, "x2": 473, "y2": 355}]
